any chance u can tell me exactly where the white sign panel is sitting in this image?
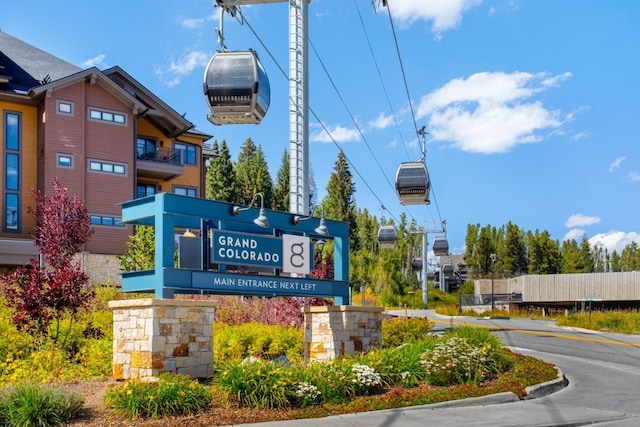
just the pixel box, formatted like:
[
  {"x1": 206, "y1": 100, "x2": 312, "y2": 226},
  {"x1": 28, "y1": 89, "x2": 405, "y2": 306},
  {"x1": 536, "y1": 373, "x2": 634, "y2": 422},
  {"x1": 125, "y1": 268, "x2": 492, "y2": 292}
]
[{"x1": 282, "y1": 234, "x2": 311, "y2": 275}]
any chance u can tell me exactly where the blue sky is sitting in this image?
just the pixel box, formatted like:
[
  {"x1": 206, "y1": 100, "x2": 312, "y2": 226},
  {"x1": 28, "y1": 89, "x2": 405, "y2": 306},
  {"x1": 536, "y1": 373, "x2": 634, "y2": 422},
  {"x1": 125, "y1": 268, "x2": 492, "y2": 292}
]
[{"x1": 3, "y1": 0, "x2": 639, "y2": 256}]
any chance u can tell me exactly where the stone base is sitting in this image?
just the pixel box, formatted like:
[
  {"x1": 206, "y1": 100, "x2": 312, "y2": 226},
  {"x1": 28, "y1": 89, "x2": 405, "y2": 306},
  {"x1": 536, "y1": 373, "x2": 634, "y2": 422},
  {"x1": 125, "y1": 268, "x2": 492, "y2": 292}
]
[
  {"x1": 303, "y1": 305, "x2": 384, "y2": 362},
  {"x1": 109, "y1": 298, "x2": 215, "y2": 380}
]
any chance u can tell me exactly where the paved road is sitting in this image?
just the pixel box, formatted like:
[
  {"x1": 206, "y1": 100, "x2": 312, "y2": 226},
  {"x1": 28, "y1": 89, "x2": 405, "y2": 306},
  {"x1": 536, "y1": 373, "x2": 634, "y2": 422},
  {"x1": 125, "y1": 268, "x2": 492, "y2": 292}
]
[{"x1": 231, "y1": 310, "x2": 640, "y2": 426}]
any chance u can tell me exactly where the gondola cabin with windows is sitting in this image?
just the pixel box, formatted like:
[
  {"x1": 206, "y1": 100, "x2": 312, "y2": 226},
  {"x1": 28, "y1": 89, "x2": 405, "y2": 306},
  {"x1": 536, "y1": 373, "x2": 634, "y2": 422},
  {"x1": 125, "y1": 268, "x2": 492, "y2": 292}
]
[
  {"x1": 203, "y1": 50, "x2": 270, "y2": 125},
  {"x1": 432, "y1": 236, "x2": 449, "y2": 257},
  {"x1": 395, "y1": 161, "x2": 430, "y2": 205},
  {"x1": 377, "y1": 225, "x2": 397, "y2": 249}
]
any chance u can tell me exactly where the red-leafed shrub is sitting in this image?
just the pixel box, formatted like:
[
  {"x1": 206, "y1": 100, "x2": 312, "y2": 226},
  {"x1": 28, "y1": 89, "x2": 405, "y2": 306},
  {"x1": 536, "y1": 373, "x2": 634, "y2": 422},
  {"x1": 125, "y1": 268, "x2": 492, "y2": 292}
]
[{"x1": 1, "y1": 178, "x2": 94, "y2": 346}]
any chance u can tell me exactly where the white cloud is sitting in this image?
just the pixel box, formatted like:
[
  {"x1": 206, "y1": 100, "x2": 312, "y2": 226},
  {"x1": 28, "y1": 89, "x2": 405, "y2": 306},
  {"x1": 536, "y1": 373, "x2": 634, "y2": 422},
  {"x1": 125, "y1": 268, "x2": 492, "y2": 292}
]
[
  {"x1": 179, "y1": 17, "x2": 205, "y2": 29},
  {"x1": 369, "y1": 113, "x2": 394, "y2": 130},
  {"x1": 155, "y1": 50, "x2": 209, "y2": 87},
  {"x1": 417, "y1": 71, "x2": 569, "y2": 154},
  {"x1": 590, "y1": 231, "x2": 640, "y2": 254},
  {"x1": 310, "y1": 124, "x2": 361, "y2": 143},
  {"x1": 563, "y1": 228, "x2": 586, "y2": 242},
  {"x1": 608, "y1": 156, "x2": 626, "y2": 172},
  {"x1": 564, "y1": 214, "x2": 601, "y2": 228},
  {"x1": 628, "y1": 171, "x2": 640, "y2": 182},
  {"x1": 570, "y1": 131, "x2": 591, "y2": 141},
  {"x1": 388, "y1": 0, "x2": 483, "y2": 37},
  {"x1": 82, "y1": 54, "x2": 106, "y2": 68}
]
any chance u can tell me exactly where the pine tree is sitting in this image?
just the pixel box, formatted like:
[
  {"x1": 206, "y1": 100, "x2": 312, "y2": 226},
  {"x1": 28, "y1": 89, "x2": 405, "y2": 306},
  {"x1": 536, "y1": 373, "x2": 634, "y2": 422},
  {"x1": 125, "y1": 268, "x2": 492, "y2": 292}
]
[
  {"x1": 322, "y1": 150, "x2": 358, "y2": 248},
  {"x1": 273, "y1": 149, "x2": 289, "y2": 211},
  {"x1": 206, "y1": 140, "x2": 238, "y2": 203},
  {"x1": 235, "y1": 138, "x2": 274, "y2": 207}
]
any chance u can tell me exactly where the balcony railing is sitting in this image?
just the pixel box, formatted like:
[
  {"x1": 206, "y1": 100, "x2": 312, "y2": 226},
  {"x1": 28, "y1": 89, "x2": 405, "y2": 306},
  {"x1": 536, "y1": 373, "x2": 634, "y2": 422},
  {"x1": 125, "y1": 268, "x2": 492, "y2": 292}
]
[
  {"x1": 136, "y1": 148, "x2": 183, "y2": 180},
  {"x1": 137, "y1": 147, "x2": 181, "y2": 165}
]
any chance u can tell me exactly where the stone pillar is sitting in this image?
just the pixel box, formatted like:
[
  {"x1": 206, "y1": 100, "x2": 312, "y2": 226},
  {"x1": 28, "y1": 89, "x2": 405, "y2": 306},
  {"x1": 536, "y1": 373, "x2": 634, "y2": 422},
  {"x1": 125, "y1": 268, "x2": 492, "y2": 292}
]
[
  {"x1": 303, "y1": 305, "x2": 384, "y2": 362},
  {"x1": 109, "y1": 298, "x2": 215, "y2": 380}
]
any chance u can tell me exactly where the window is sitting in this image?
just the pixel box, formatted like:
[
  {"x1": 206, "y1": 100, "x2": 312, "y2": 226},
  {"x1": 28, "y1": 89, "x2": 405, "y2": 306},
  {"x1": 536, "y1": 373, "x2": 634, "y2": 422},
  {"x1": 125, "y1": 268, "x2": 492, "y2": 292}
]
[
  {"x1": 89, "y1": 108, "x2": 126, "y2": 124},
  {"x1": 57, "y1": 101, "x2": 73, "y2": 115},
  {"x1": 57, "y1": 154, "x2": 73, "y2": 168},
  {"x1": 174, "y1": 186, "x2": 197, "y2": 197},
  {"x1": 174, "y1": 142, "x2": 197, "y2": 165},
  {"x1": 5, "y1": 112, "x2": 19, "y2": 150},
  {"x1": 5, "y1": 153, "x2": 18, "y2": 190},
  {"x1": 5, "y1": 193, "x2": 19, "y2": 231},
  {"x1": 137, "y1": 137, "x2": 157, "y2": 160},
  {"x1": 4, "y1": 111, "x2": 20, "y2": 232},
  {"x1": 137, "y1": 183, "x2": 157, "y2": 198},
  {"x1": 89, "y1": 160, "x2": 126, "y2": 175},
  {"x1": 90, "y1": 215, "x2": 124, "y2": 227}
]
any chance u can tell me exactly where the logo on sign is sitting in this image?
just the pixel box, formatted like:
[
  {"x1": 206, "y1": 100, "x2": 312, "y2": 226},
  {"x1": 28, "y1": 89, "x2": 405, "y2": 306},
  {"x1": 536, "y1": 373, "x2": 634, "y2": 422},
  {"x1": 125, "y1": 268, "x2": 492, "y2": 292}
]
[{"x1": 282, "y1": 235, "x2": 311, "y2": 275}]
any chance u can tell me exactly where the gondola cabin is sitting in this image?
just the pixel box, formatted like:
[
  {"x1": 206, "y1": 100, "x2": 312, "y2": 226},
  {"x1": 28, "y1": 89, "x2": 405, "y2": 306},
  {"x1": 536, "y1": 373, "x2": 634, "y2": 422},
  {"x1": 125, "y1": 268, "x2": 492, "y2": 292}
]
[
  {"x1": 442, "y1": 264, "x2": 454, "y2": 277},
  {"x1": 203, "y1": 50, "x2": 270, "y2": 125},
  {"x1": 395, "y1": 162, "x2": 430, "y2": 205},
  {"x1": 432, "y1": 236, "x2": 449, "y2": 257},
  {"x1": 378, "y1": 225, "x2": 397, "y2": 249},
  {"x1": 411, "y1": 257, "x2": 423, "y2": 271}
]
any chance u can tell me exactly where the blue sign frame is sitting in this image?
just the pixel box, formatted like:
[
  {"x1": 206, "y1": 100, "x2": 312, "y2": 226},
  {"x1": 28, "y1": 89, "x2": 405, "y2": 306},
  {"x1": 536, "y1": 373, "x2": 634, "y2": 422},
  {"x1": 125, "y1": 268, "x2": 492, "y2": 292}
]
[{"x1": 119, "y1": 193, "x2": 350, "y2": 304}]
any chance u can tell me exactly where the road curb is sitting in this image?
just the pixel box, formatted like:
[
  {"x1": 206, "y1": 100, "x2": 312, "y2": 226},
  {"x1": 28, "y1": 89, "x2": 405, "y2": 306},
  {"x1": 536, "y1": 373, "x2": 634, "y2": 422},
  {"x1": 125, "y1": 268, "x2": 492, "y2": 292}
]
[{"x1": 524, "y1": 366, "x2": 567, "y2": 400}]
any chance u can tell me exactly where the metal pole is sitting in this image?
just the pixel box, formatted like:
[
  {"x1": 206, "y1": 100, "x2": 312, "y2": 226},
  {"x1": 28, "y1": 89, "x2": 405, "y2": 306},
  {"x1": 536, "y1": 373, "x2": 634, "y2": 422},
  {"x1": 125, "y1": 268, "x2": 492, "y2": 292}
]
[
  {"x1": 288, "y1": 0, "x2": 309, "y2": 215},
  {"x1": 490, "y1": 253, "x2": 496, "y2": 312},
  {"x1": 421, "y1": 230, "x2": 428, "y2": 308}
]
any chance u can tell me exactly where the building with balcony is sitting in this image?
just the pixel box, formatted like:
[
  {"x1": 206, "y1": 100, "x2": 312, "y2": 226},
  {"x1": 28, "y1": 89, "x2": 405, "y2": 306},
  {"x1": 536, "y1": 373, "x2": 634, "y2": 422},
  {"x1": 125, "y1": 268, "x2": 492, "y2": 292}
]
[{"x1": 0, "y1": 30, "x2": 213, "y2": 282}]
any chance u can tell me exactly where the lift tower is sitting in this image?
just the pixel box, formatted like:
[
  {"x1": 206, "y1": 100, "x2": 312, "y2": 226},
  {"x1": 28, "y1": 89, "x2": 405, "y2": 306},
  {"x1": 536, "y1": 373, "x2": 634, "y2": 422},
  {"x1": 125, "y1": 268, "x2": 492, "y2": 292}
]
[{"x1": 219, "y1": 0, "x2": 310, "y2": 215}]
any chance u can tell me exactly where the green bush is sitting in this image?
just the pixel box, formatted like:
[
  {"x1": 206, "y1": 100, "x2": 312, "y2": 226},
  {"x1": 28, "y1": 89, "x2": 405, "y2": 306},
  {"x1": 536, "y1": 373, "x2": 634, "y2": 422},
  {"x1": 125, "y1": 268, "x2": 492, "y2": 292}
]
[
  {"x1": 214, "y1": 322, "x2": 303, "y2": 361},
  {"x1": 357, "y1": 338, "x2": 435, "y2": 388},
  {"x1": 214, "y1": 360, "x2": 294, "y2": 409},
  {"x1": 444, "y1": 326, "x2": 513, "y2": 374},
  {"x1": 104, "y1": 373, "x2": 211, "y2": 419},
  {"x1": 382, "y1": 317, "x2": 434, "y2": 348},
  {"x1": 0, "y1": 382, "x2": 83, "y2": 427},
  {"x1": 421, "y1": 336, "x2": 492, "y2": 385}
]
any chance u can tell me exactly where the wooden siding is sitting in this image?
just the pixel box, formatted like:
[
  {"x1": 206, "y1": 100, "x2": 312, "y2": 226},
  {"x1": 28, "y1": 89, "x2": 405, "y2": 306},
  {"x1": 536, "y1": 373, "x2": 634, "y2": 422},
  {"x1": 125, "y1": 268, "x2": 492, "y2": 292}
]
[
  {"x1": 41, "y1": 80, "x2": 135, "y2": 255},
  {"x1": 507, "y1": 272, "x2": 640, "y2": 302}
]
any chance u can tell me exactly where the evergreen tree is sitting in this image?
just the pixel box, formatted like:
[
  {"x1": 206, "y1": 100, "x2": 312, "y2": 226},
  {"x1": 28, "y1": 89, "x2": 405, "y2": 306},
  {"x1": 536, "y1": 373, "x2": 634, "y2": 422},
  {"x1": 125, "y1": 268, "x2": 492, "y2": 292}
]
[
  {"x1": 578, "y1": 235, "x2": 595, "y2": 273},
  {"x1": 610, "y1": 250, "x2": 621, "y2": 272},
  {"x1": 528, "y1": 230, "x2": 562, "y2": 274},
  {"x1": 561, "y1": 239, "x2": 581, "y2": 273},
  {"x1": 465, "y1": 223, "x2": 480, "y2": 278},
  {"x1": 476, "y1": 225, "x2": 496, "y2": 277},
  {"x1": 235, "y1": 138, "x2": 274, "y2": 207},
  {"x1": 322, "y1": 150, "x2": 358, "y2": 249},
  {"x1": 620, "y1": 242, "x2": 640, "y2": 271},
  {"x1": 502, "y1": 222, "x2": 528, "y2": 276},
  {"x1": 205, "y1": 140, "x2": 238, "y2": 202},
  {"x1": 273, "y1": 149, "x2": 289, "y2": 211}
]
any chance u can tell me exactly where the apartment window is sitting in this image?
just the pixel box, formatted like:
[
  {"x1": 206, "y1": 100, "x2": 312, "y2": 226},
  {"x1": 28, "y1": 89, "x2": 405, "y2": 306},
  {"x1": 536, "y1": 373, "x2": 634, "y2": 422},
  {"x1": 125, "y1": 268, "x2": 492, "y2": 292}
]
[
  {"x1": 174, "y1": 142, "x2": 197, "y2": 165},
  {"x1": 6, "y1": 153, "x2": 18, "y2": 190},
  {"x1": 89, "y1": 160, "x2": 126, "y2": 175},
  {"x1": 90, "y1": 215, "x2": 124, "y2": 227},
  {"x1": 57, "y1": 100, "x2": 73, "y2": 115},
  {"x1": 5, "y1": 194, "x2": 19, "y2": 231},
  {"x1": 137, "y1": 137, "x2": 157, "y2": 160},
  {"x1": 4, "y1": 111, "x2": 20, "y2": 232},
  {"x1": 174, "y1": 186, "x2": 197, "y2": 197},
  {"x1": 5, "y1": 112, "x2": 19, "y2": 150},
  {"x1": 89, "y1": 108, "x2": 126, "y2": 124},
  {"x1": 137, "y1": 183, "x2": 157, "y2": 198},
  {"x1": 57, "y1": 154, "x2": 73, "y2": 168}
]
